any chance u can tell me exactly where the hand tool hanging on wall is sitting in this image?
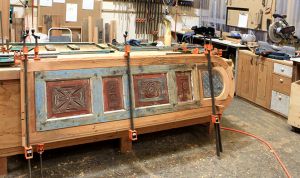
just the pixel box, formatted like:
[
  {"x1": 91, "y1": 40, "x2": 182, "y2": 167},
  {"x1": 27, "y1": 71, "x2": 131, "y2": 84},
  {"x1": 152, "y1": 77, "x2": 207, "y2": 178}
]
[
  {"x1": 21, "y1": 29, "x2": 33, "y2": 178},
  {"x1": 124, "y1": 31, "x2": 138, "y2": 141},
  {"x1": 134, "y1": 0, "x2": 163, "y2": 41},
  {"x1": 204, "y1": 37, "x2": 223, "y2": 157}
]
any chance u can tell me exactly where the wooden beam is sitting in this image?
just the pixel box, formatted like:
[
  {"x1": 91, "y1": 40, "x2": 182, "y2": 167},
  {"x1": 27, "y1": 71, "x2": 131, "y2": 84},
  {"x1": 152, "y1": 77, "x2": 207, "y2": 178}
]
[
  {"x1": 26, "y1": 55, "x2": 228, "y2": 72},
  {"x1": 0, "y1": 157, "x2": 7, "y2": 176},
  {"x1": 120, "y1": 137, "x2": 132, "y2": 153},
  {"x1": 0, "y1": 0, "x2": 10, "y2": 41},
  {"x1": 88, "y1": 16, "x2": 93, "y2": 42}
]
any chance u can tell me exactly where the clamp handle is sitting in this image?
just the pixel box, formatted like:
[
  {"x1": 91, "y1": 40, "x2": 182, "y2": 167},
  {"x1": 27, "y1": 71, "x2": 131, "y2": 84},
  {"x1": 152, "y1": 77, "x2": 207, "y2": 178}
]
[{"x1": 31, "y1": 29, "x2": 41, "y2": 42}]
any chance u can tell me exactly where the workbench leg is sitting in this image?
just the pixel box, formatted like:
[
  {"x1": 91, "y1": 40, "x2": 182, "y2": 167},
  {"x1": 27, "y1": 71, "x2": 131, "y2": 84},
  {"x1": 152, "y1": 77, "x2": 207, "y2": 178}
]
[
  {"x1": 208, "y1": 121, "x2": 214, "y2": 141},
  {"x1": 0, "y1": 157, "x2": 7, "y2": 176},
  {"x1": 120, "y1": 136, "x2": 132, "y2": 153},
  {"x1": 234, "y1": 48, "x2": 239, "y2": 91}
]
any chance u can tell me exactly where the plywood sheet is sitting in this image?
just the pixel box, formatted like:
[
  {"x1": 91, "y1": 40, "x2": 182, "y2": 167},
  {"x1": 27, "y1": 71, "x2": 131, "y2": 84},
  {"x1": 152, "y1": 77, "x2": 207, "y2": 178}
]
[
  {"x1": 38, "y1": 0, "x2": 102, "y2": 41},
  {"x1": 0, "y1": 0, "x2": 10, "y2": 41},
  {"x1": 226, "y1": 0, "x2": 276, "y2": 31}
]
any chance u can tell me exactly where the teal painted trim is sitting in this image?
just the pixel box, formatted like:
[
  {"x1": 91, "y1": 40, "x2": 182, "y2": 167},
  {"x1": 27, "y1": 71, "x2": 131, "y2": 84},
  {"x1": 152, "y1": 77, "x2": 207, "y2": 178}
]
[{"x1": 35, "y1": 64, "x2": 203, "y2": 131}]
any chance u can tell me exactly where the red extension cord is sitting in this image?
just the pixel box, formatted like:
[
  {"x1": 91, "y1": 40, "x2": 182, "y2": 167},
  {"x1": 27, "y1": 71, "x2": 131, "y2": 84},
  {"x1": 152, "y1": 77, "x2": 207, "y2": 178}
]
[{"x1": 220, "y1": 127, "x2": 292, "y2": 178}]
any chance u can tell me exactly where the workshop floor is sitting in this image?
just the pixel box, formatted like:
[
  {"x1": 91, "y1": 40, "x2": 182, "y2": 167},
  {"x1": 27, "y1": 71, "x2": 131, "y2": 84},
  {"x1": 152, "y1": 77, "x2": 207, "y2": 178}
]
[{"x1": 6, "y1": 98, "x2": 300, "y2": 178}]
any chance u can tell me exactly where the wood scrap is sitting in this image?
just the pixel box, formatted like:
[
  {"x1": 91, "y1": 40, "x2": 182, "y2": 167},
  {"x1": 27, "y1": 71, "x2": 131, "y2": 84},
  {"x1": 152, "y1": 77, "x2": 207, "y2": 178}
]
[
  {"x1": 45, "y1": 45, "x2": 56, "y2": 51},
  {"x1": 96, "y1": 18, "x2": 103, "y2": 43},
  {"x1": 14, "y1": 18, "x2": 24, "y2": 42},
  {"x1": 43, "y1": 15, "x2": 52, "y2": 34},
  {"x1": 105, "y1": 23, "x2": 111, "y2": 43},
  {"x1": 82, "y1": 19, "x2": 88, "y2": 42},
  {"x1": 110, "y1": 20, "x2": 117, "y2": 41},
  {"x1": 51, "y1": 15, "x2": 62, "y2": 36},
  {"x1": 67, "y1": 44, "x2": 80, "y2": 50},
  {"x1": 88, "y1": 16, "x2": 93, "y2": 42},
  {"x1": 93, "y1": 27, "x2": 99, "y2": 44}
]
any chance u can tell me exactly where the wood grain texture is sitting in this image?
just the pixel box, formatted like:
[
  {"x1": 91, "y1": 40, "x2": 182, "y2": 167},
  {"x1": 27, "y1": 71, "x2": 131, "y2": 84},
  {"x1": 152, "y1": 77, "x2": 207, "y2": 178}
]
[
  {"x1": 38, "y1": 0, "x2": 102, "y2": 35},
  {"x1": 0, "y1": 157, "x2": 7, "y2": 176},
  {"x1": 0, "y1": 0, "x2": 10, "y2": 40},
  {"x1": 288, "y1": 81, "x2": 300, "y2": 128},
  {"x1": 0, "y1": 80, "x2": 22, "y2": 150},
  {"x1": 255, "y1": 59, "x2": 273, "y2": 108},
  {"x1": 26, "y1": 54, "x2": 228, "y2": 72}
]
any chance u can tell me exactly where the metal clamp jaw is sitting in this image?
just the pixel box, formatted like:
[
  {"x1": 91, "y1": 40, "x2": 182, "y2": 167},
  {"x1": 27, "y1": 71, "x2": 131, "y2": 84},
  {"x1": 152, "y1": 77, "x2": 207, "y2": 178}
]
[
  {"x1": 123, "y1": 31, "x2": 131, "y2": 57},
  {"x1": 211, "y1": 113, "x2": 223, "y2": 124},
  {"x1": 24, "y1": 146, "x2": 33, "y2": 160},
  {"x1": 129, "y1": 130, "x2": 138, "y2": 141},
  {"x1": 124, "y1": 45, "x2": 131, "y2": 57},
  {"x1": 37, "y1": 144, "x2": 45, "y2": 154},
  {"x1": 204, "y1": 43, "x2": 213, "y2": 55}
]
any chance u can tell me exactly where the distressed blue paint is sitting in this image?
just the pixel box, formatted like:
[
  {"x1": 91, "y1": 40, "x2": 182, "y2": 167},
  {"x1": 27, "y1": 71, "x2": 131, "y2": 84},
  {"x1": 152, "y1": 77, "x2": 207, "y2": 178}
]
[
  {"x1": 37, "y1": 68, "x2": 127, "y2": 81},
  {"x1": 91, "y1": 77, "x2": 102, "y2": 121},
  {"x1": 35, "y1": 64, "x2": 203, "y2": 131},
  {"x1": 35, "y1": 76, "x2": 47, "y2": 131}
]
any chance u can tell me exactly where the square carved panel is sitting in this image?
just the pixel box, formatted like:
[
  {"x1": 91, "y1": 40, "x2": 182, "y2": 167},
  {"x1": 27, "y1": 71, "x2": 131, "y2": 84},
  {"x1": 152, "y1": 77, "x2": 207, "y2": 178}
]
[
  {"x1": 102, "y1": 76, "x2": 124, "y2": 112},
  {"x1": 133, "y1": 73, "x2": 169, "y2": 107},
  {"x1": 46, "y1": 79, "x2": 91, "y2": 119},
  {"x1": 176, "y1": 71, "x2": 192, "y2": 102}
]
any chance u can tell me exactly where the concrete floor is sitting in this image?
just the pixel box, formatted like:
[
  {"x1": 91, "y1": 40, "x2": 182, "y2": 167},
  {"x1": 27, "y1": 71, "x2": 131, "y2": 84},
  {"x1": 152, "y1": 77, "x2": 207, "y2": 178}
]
[{"x1": 6, "y1": 98, "x2": 300, "y2": 178}]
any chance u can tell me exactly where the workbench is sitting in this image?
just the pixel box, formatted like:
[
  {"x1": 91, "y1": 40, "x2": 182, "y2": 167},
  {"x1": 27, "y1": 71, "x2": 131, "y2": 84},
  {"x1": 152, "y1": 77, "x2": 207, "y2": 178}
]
[
  {"x1": 288, "y1": 57, "x2": 300, "y2": 129},
  {"x1": 236, "y1": 50, "x2": 293, "y2": 118},
  {"x1": 175, "y1": 31, "x2": 248, "y2": 80},
  {"x1": 0, "y1": 49, "x2": 235, "y2": 176}
]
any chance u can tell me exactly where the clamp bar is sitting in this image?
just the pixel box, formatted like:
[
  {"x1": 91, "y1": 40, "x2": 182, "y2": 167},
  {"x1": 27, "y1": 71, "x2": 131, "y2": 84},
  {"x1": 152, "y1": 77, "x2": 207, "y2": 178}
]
[
  {"x1": 204, "y1": 36, "x2": 223, "y2": 157},
  {"x1": 124, "y1": 31, "x2": 138, "y2": 141},
  {"x1": 22, "y1": 29, "x2": 33, "y2": 178}
]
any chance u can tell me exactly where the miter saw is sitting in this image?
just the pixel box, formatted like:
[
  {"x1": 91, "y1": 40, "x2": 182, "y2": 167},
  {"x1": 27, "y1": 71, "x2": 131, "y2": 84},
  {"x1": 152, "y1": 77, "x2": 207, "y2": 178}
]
[
  {"x1": 256, "y1": 14, "x2": 299, "y2": 60},
  {"x1": 268, "y1": 14, "x2": 297, "y2": 44}
]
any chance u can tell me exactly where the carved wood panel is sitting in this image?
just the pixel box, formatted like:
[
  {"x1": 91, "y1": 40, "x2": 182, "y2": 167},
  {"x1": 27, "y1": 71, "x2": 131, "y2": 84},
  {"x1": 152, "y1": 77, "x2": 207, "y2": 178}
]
[
  {"x1": 102, "y1": 76, "x2": 124, "y2": 112},
  {"x1": 133, "y1": 73, "x2": 169, "y2": 107},
  {"x1": 46, "y1": 79, "x2": 91, "y2": 118},
  {"x1": 176, "y1": 71, "x2": 192, "y2": 102}
]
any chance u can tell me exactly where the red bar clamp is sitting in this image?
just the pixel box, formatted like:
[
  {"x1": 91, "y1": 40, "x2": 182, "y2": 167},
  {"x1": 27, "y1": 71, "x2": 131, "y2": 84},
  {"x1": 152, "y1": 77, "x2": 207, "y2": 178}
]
[
  {"x1": 24, "y1": 146, "x2": 33, "y2": 160},
  {"x1": 34, "y1": 46, "x2": 40, "y2": 60},
  {"x1": 204, "y1": 44, "x2": 213, "y2": 55},
  {"x1": 129, "y1": 130, "x2": 138, "y2": 141},
  {"x1": 211, "y1": 115, "x2": 220, "y2": 124},
  {"x1": 37, "y1": 144, "x2": 45, "y2": 154},
  {"x1": 192, "y1": 48, "x2": 199, "y2": 54},
  {"x1": 217, "y1": 113, "x2": 223, "y2": 123},
  {"x1": 124, "y1": 45, "x2": 131, "y2": 57}
]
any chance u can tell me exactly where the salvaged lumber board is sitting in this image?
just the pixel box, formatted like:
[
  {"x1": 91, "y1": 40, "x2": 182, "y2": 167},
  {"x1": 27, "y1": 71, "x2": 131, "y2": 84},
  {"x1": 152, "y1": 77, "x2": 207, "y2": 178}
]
[{"x1": 0, "y1": 53, "x2": 234, "y2": 175}]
